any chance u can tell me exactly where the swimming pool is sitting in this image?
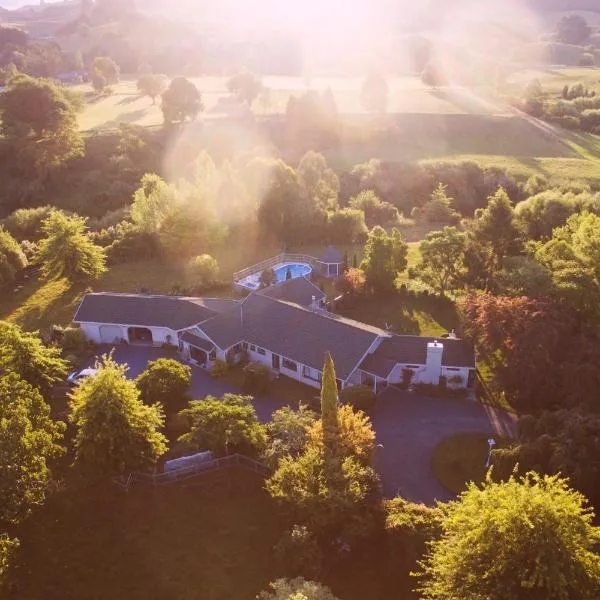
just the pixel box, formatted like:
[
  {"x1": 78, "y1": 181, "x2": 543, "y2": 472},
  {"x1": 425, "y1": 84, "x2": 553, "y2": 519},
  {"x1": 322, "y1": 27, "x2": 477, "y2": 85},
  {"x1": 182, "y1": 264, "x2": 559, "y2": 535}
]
[{"x1": 274, "y1": 263, "x2": 312, "y2": 282}]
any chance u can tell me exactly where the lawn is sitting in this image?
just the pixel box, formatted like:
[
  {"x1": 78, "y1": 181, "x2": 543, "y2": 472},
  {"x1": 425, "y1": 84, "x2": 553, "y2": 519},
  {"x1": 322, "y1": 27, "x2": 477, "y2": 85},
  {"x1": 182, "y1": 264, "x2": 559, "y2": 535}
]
[
  {"x1": 431, "y1": 432, "x2": 509, "y2": 495},
  {"x1": 5, "y1": 471, "x2": 416, "y2": 600},
  {"x1": 336, "y1": 292, "x2": 458, "y2": 338}
]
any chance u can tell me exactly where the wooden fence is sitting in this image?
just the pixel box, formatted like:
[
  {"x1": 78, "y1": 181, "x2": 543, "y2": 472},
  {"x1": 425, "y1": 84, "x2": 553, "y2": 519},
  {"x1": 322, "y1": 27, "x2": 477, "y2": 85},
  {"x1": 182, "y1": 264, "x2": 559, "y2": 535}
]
[{"x1": 113, "y1": 454, "x2": 271, "y2": 491}]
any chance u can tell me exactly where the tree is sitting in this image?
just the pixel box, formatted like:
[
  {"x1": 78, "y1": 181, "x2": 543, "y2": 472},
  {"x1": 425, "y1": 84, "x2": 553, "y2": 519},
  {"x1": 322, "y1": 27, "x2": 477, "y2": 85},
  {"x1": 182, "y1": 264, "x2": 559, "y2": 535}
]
[
  {"x1": 416, "y1": 473, "x2": 600, "y2": 600},
  {"x1": 70, "y1": 355, "x2": 167, "y2": 478},
  {"x1": 263, "y1": 405, "x2": 317, "y2": 469},
  {"x1": 335, "y1": 268, "x2": 366, "y2": 298},
  {"x1": 137, "y1": 73, "x2": 167, "y2": 104},
  {"x1": 349, "y1": 190, "x2": 400, "y2": 229},
  {"x1": 468, "y1": 188, "x2": 523, "y2": 288},
  {"x1": 415, "y1": 183, "x2": 460, "y2": 224},
  {"x1": 0, "y1": 25, "x2": 28, "y2": 49},
  {"x1": 0, "y1": 535, "x2": 19, "y2": 585},
  {"x1": 36, "y1": 211, "x2": 106, "y2": 281},
  {"x1": 187, "y1": 254, "x2": 219, "y2": 287},
  {"x1": 177, "y1": 394, "x2": 266, "y2": 457},
  {"x1": 320, "y1": 352, "x2": 339, "y2": 455},
  {"x1": 297, "y1": 151, "x2": 340, "y2": 209},
  {"x1": 0, "y1": 227, "x2": 27, "y2": 288},
  {"x1": 161, "y1": 77, "x2": 203, "y2": 124},
  {"x1": 258, "y1": 578, "x2": 340, "y2": 600},
  {"x1": 0, "y1": 321, "x2": 68, "y2": 397},
  {"x1": 0, "y1": 74, "x2": 84, "y2": 174},
  {"x1": 92, "y1": 56, "x2": 120, "y2": 86},
  {"x1": 130, "y1": 173, "x2": 180, "y2": 234},
  {"x1": 226, "y1": 69, "x2": 263, "y2": 105},
  {"x1": 360, "y1": 226, "x2": 408, "y2": 294},
  {"x1": 0, "y1": 373, "x2": 64, "y2": 525},
  {"x1": 136, "y1": 358, "x2": 191, "y2": 411},
  {"x1": 91, "y1": 71, "x2": 107, "y2": 93},
  {"x1": 417, "y1": 227, "x2": 466, "y2": 296},
  {"x1": 327, "y1": 208, "x2": 368, "y2": 245},
  {"x1": 421, "y1": 61, "x2": 447, "y2": 89},
  {"x1": 556, "y1": 14, "x2": 591, "y2": 45},
  {"x1": 360, "y1": 72, "x2": 389, "y2": 113},
  {"x1": 260, "y1": 268, "x2": 277, "y2": 288}
]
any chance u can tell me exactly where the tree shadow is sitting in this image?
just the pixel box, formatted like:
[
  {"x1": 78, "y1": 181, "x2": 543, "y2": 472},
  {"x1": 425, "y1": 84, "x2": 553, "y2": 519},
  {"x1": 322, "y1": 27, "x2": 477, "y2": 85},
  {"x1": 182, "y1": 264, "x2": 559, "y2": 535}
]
[{"x1": 117, "y1": 94, "x2": 142, "y2": 106}]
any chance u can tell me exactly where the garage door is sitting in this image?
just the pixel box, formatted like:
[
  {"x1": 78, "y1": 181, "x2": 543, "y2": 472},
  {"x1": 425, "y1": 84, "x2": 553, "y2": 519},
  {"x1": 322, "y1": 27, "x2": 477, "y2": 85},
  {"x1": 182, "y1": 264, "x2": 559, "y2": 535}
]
[{"x1": 99, "y1": 325, "x2": 123, "y2": 344}]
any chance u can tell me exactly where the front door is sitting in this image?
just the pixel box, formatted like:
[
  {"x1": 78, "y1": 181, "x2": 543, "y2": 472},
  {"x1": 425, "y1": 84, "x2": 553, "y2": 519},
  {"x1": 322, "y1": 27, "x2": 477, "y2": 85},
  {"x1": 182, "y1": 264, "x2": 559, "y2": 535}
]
[{"x1": 272, "y1": 354, "x2": 280, "y2": 370}]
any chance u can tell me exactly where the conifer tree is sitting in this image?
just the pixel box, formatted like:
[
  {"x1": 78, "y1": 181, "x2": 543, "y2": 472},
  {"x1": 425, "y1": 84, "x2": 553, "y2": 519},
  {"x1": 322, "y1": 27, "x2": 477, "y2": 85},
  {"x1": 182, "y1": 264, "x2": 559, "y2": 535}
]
[{"x1": 320, "y1": 352, "x2": 339, "y2": 453}]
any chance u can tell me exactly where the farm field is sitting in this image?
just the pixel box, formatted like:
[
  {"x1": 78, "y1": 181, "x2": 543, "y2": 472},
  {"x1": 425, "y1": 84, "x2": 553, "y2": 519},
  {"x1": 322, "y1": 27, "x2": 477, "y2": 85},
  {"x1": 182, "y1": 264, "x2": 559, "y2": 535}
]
[{"x1": 74, "y1": 73, "x2": 600, "y2": 179}]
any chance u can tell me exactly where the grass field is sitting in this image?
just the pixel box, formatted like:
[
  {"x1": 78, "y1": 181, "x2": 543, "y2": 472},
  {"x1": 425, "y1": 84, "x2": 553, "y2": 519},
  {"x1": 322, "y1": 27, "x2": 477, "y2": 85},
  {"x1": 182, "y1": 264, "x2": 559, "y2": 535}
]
[{"x1": 6, "y1": 471, "x2": 415, "y2": 600}]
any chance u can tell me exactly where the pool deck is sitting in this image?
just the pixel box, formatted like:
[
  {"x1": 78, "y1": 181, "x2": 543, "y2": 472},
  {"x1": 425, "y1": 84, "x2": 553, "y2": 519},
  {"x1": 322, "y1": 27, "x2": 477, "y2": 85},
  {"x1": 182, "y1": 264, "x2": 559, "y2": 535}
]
[{"x1": 236, "y1": 261, "x2": 313, "y2": 291}]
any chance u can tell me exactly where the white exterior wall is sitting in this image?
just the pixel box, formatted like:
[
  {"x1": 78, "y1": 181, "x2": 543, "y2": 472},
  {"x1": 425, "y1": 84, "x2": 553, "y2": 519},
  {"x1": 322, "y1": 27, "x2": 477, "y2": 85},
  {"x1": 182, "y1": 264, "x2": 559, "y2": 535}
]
[
  {"x1": 422, "y1": 342, "x2": 444, "y2": 385},
  {"x1": 388, "y1": 363, "x2": 427, "y2": 385},
  {"x1": 78, "y1": 322, "x2": 177, "y2": 347}
]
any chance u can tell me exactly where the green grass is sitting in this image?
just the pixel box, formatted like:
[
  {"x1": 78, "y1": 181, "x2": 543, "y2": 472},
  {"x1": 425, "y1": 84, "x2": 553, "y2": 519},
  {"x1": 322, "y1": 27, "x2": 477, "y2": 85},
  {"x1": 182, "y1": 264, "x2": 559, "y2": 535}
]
[
  {"x1": 431, "y1": 433, "x2": 509, "y2": 495},
  {"x1": 337, "y1": 293, "x2": 458, "y2": 338}
]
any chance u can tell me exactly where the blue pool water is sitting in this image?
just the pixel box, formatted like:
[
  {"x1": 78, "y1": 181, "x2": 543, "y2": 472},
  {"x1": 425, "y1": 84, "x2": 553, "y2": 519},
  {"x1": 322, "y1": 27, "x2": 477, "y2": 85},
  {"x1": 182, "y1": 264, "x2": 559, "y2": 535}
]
[{"x1": 274, "y1": 263, "x2": 312, "y2": 282}]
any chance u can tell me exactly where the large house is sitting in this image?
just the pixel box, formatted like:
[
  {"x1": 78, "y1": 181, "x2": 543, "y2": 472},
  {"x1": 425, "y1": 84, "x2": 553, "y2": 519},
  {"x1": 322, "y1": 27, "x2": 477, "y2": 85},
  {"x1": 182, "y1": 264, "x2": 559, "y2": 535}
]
[{"x1": 73, "y1": 277, "x2": 476, "y2": 393}]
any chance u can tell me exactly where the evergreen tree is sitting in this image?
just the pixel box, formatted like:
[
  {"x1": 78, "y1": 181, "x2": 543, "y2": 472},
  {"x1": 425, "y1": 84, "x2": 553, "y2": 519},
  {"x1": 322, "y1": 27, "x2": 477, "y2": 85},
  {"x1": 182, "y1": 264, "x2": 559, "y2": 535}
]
[
  {"x1": 320, "y1": 352, "x2": 339, "y2": 454},
  {"x1": 36, "y1": 211, "x2": 106, "y2": 281}
]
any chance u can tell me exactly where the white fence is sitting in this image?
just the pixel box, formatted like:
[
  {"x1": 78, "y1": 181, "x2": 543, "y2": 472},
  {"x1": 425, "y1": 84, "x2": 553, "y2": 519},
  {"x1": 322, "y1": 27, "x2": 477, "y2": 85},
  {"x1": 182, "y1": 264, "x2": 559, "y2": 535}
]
[{"x1": 233, "y1": 253, "x2": 329, "y2": 282}]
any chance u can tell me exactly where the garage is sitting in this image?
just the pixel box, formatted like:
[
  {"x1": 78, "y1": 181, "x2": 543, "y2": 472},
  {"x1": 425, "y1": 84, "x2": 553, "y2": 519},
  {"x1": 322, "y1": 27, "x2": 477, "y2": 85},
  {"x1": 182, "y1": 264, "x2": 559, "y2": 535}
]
[
  {"x1": 128, "y1": 327, "x2": 154, "y2": 345},
  {"x1": 99, "y1": 325, "x2": 123, "y2": 344}
]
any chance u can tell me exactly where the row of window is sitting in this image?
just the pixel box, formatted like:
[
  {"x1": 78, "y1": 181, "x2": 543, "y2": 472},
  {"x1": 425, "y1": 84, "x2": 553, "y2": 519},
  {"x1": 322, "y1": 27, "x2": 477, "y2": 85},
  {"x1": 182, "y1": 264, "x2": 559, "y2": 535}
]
[{"x1": 249, "y1": 344, "x2": 266, "y2": 356}]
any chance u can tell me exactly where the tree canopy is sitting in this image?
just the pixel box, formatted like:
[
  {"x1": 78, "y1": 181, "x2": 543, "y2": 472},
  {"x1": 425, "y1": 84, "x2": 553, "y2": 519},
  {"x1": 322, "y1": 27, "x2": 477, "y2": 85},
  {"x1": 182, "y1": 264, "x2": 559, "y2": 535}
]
[
  {"x1": 416, "y1": 473, "x2": 600, "y2": 600},
  {"x1": 136, "y1": 358, "x2": 191, "y2": 411},
  {"x1": 360, "y1": 226, "x2": 408, "y2": 294},
  {"x1": 69, "y1": 355, "x2": 167, "y2": 477},
  {"x1": 0, "y1": 227, "x2": 27, "y2": 288},
  {"x1": 36, "y1": 211, "x2": 106, "y2": 281},
  {"x1": 0, "y1": 373, "x2": 64, "y2": 525},
  {"x1": 0, "y1": 321, "x2": 68, "y2": 397},
  {"x1": 226, "y1": 69, "x2": 263, "y2": 105},
  {"x1": 258, "y1": 578, "x2": 340, "y2": 600},
  {"x1": 178, "y1": 394, "x2": 266, "y2": 457},
  {"x1": 137, "y1": 73, "x2": 167, "y2": 104},
  {"x1": 161, "y1": 77, "x2": 203, "y2": 124}
]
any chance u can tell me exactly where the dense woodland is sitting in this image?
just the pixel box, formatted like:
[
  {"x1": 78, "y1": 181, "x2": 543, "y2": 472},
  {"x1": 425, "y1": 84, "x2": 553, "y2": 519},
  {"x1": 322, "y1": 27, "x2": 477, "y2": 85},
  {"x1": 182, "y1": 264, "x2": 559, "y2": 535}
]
[{"x1": 1, "y1": 2, "x2": 600, "y2": 599}]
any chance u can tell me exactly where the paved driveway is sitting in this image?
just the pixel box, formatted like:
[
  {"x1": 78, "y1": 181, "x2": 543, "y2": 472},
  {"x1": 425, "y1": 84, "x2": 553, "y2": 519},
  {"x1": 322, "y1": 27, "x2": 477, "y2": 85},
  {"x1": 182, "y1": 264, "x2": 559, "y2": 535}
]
[
  {"x1": 85, "y1": 345, "x2": 289, "y2": 422},
  {"x1": 373, "y1": 387, "x2": 515, "y2": 505}
]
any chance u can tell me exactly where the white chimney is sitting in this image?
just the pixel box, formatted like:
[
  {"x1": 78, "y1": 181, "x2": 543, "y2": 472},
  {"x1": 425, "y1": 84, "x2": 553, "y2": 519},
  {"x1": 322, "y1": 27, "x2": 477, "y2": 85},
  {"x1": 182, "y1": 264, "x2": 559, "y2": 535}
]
[
  {"x1": 448, "y1": 329, "x2": 458, "y2": 340},
  {"x1": 424, "y1": 341, "x2": 444, "y2": 384}
]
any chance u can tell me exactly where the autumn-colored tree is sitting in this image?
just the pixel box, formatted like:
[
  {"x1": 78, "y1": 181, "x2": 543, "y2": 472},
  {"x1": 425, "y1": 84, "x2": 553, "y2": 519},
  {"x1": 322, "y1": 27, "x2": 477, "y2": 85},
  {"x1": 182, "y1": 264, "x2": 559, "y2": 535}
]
[
  {"x1": 335, "y1": 267, "x2": 366, "y2": 298},
  {"x1": 459, "y1": 293, "x2": 600, "y2": 413},
  {"x1": 258, "y1": 578, "x2": 341, "y2": 600}
]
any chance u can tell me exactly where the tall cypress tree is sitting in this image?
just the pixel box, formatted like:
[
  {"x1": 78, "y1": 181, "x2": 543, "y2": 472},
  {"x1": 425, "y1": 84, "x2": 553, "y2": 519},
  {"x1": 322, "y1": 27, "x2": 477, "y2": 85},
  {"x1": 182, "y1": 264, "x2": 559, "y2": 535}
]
[{"x1": 321, "y1": 352, "x2": 339, "y2": 454}]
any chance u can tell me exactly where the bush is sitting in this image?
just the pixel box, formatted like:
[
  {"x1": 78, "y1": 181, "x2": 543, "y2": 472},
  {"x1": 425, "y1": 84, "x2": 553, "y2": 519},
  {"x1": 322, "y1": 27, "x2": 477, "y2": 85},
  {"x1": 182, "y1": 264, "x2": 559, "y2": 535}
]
[
  {"x1": 2, "y1": 206, "x2": 53, "y2": 241},
  {"x1": 548, "y1": 115, "x2": 581, "y2": 130},
  {"x1": 413, "y1": 382, "x2": 468, "y2": 399},
  {"x1": 51, "y1": 326, "x2": 95, "y2": 363},
  {"x1": 0, "y1": 227, "x2": 27, "y2": 287},
  {"x1": 273, "y1": 525, "x2": 323, "y2": 579},
  {"x1": 243, "y1": 362, "x2": 270, "y2": 395},
  {"x1": 106, "y1": 227, "x2": 160, "y2": 264},
  {"x1": 402, "y1": 368, "x2": 414, "y2": 389},
  {"x1": 340, "y1": 384, "x2": 375, "y2": 412},
  {"x1": 187, "y1": 254, "x2": 219, "y2": 287},
  {"x1": 580, "y1": 108, "x2": 600, "y2": 132},
  {"x1": 211, "y1": 359, "x2": 229, "y2": 379}
]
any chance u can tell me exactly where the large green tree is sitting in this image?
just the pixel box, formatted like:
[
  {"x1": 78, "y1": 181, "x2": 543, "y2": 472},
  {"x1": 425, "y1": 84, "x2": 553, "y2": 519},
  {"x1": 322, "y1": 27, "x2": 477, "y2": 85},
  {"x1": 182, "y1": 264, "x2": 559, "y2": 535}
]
[
  {"x1": 130, "y1": 173, "x2": 180, "y2": 234},
  {"x1": 177, "y1": 394, "x2": 266, "y2": 457},
  {"x1": 416, "y1": 473, "x2": 600, "y2": 600},
  {"x1": 0, "y1": 227, "x2": 27, "y2": 288},
  {"x1": 0, "y1": 74, "x2": 84, "y2": 174},
  {"x1": 349, "y1": 190, "x2": 400, "y2": 229},
  {"x1": 360, "y1": 226, "x2": 408, "y2": 294},
  {"x1": 297, "y1": 151, "x2": 340, "y2": 209},
  {"x1": 0, "y1": 321, "x2": 68, "y2": 397},
  {"x1": 70, "y1": 356, "x2": 167, "y2": 477},
  {"x1": 36, "y1": 211, "x2": 106, "y2": 281},
  {"x1": 161, "y1": 77, "x2": 203, "y2": 124},
  {"x1": 226, "y1": 69, "x2": 263, "y2": 105},
  {"x1": 137, "y1": 73, "x2": 167, "y2": 105},
  {"x1": 0, "y1": 373, "x2": 64, "y2": 525},
  {"x1": 416, "y1": 226, "x2": 466, "y2": 296},
  {"x1": 136, "y1": 358, "x2": 191, "y2": 411}
]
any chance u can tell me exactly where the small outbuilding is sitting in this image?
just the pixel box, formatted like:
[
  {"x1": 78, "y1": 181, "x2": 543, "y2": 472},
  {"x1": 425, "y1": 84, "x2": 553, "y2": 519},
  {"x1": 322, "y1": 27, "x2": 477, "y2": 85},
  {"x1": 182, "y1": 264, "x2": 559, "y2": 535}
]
[{"x1": 319, "y1": 246, "x2": 345, "y2": 278}]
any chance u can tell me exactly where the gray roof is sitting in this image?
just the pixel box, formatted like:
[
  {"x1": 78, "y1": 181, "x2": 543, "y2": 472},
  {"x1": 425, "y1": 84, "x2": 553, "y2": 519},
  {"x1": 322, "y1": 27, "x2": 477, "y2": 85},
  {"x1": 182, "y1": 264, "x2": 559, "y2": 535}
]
[
  {"x1": 320, "y1": 246, "x2": 344, "y2": 264},
  {"x1": 259, "y1": 277, "x2": 326, "y2": 307},
  {"x1": 180, "y1": 330, "x2": 215, "y2": 352},
  {"x1": 359, "y1": 335, "x2": 476, "y2": 378},
  {"x1": 231, "y1": 294, "x2": 382, "y2": 380},
  {"x1": 74, "y1": 293, "x2": 218, "y2": 331}
]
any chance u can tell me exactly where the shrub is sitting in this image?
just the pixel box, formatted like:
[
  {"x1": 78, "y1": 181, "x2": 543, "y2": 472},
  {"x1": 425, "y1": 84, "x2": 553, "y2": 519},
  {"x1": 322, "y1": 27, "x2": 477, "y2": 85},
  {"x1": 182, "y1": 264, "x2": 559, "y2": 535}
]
[
  {"x1": 187, "y1": 254, "x2": 219, "y2": 287},
  {"x1": 448, "y1": 374, "x2": 465, "y2": 387},
  {"x1": 51, "y1": 326, "x2": 95, "y2": 363},
  {"x1": 413, "y1": 382, "x2": 468, "y2": 399},
  {"x1": 0, "y1": 227, "x2": 27, "y2": 287},
  {"x1": 580, "y1": 108, "x2": 600, "y2": 132},
  {"x1": 402, "y1": 368, "x2": 414, "y2": 388},
  {"x1": 340, "y1": 384, "x2": 375, "y2": 412},
  {"x1": 211, "y1": 359, "x2": 229, "y2": 379},
  {"x1": 2, "y1": 206, "x2": 53, "y2": 241},
  {"x1": 107, "y1": 227, "x2": 160, "y2": 264},
  {"x1": 273, "y1": 525, "x2": 323, "y2": 579},
  {"x1": 259, "y1": 268, "x2": 276, "y2": 288},
  {"x1": 548, "y1": 115, "x2": 581, "y2": 130},
  {"x1": 243, "y1": 362, "x2": 270, "y2": 395}
]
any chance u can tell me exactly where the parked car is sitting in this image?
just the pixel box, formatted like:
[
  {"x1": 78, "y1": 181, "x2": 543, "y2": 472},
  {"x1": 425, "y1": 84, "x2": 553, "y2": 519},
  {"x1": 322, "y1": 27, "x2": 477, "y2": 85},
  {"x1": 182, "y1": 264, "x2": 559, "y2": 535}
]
[{"x1": 67, "y1": 368, "x2": 98, "y2": 386}]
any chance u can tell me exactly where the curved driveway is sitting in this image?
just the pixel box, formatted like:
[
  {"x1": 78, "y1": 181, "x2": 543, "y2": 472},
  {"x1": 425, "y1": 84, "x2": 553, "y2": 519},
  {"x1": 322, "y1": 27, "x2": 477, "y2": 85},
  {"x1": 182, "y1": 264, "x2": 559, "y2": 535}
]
[{"x1": 373, "y1": 388, "x2": 516, "y2": 505}]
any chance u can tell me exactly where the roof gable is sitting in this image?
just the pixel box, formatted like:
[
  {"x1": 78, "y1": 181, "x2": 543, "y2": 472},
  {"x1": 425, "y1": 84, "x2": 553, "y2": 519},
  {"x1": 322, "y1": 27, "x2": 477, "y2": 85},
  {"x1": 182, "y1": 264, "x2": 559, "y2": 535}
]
[
  {"x1": 259, "y1": 277, "x2": 326, "y2": 307},
  {"x1": 320, "y1": 245, "x2": 344, "y2": 263}
]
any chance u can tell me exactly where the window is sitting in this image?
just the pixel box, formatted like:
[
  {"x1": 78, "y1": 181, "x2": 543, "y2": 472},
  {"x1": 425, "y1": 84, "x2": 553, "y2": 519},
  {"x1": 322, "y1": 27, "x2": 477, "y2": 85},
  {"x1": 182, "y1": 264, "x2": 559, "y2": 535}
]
[
  {"x1": 257, "y1": 347, "x2": 266, "y2": 356},
  {"x1": 445, "y1": 367, "x2": 460, "y2": 372},
  {"x1": 282, "y1": 358, "x2": 297, "y2": 372},
  {"x1": 302, "y1": 366, "x2": 322, "y2": 382},
  {"x1": 250, "y1": 345, "x2": 256, "y2": 352}
]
